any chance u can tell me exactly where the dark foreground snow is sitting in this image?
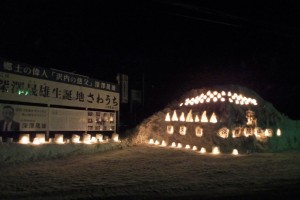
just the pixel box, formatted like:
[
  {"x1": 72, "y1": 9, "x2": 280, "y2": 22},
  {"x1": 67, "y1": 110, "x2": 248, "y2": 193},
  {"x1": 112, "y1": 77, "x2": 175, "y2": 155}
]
[{"x1": 1, "y1": 144, "x2": 300, "y2": 200}]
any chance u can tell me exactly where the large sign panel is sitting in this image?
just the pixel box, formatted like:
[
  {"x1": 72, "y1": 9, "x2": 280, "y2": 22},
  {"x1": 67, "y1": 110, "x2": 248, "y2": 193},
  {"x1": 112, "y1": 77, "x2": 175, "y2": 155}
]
[
  {"x1": 0, "y1": 104, "x2": 48, "y2": 132},
  {"x1": 0, "y1": 72, "x2": 119, "y2": 110}
]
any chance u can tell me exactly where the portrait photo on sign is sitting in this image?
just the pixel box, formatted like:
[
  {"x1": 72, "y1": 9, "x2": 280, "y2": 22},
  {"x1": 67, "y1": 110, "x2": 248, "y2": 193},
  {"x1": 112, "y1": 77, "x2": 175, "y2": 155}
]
[{"x1": 0, "y1": 104, "x2": 20, "y2": 132}]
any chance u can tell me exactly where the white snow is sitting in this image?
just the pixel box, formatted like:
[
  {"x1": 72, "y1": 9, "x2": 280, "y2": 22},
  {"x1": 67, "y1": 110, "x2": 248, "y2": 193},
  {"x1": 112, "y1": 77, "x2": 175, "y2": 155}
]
[{"x1": 1, "y1": 142, "x2": 300, "y2": 199}]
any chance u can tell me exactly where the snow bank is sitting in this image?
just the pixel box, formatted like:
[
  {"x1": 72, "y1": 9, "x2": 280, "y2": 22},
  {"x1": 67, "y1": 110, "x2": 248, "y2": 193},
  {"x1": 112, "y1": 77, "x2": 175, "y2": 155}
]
[{"x1": 0, "y1": 141, "x2": 128, "y2": 166}]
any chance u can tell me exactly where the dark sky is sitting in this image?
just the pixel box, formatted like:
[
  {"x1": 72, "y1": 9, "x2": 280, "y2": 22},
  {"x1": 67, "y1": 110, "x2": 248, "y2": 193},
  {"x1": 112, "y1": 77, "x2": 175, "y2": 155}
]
[{"x1": 1, "y1": 0, "x2": 300, "y2": 119}]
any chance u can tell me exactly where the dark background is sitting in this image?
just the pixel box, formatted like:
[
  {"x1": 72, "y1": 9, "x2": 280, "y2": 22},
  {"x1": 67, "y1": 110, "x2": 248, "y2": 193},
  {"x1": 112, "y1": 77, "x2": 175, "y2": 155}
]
[{"x1": 1, "y1": 0, "x2": 300, "y2": 126}]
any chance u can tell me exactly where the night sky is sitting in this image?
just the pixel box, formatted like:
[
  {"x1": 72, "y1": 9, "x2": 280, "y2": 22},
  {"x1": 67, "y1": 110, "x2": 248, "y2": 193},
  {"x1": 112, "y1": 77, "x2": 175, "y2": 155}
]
[{"x1": 1, "y1": 1, "x2": 300, "y2": 119}]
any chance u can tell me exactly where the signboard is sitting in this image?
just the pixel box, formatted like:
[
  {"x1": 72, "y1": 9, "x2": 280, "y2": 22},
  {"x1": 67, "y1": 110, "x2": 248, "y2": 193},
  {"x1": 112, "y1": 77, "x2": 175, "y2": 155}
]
[
  {"x1": 0, "y1": 104, "x2": 48, "y2": 132},
  {"x1": 0, "y1": 72, "x2": 119, "y2": 110}
]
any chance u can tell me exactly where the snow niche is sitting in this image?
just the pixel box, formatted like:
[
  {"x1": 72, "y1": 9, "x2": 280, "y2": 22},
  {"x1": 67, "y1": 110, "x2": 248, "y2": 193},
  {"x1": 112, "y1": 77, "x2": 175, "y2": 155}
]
[{"x1": 132, "y1": 84, "x2": 300, "y2": 153}]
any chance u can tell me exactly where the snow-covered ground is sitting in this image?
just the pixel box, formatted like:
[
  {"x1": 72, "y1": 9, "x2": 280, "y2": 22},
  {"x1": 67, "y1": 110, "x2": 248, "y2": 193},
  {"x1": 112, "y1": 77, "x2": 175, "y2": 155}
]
[{"x1": 1, "y1": 142, "x2": 300, "y2": 200}]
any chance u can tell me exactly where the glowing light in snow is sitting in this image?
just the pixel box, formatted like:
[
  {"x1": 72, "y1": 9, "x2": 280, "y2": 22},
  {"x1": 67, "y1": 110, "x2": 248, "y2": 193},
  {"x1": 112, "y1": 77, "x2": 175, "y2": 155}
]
[
  {"x1": 19, "y1": 134, "x2": 30, "y2": 144},
  {"x1": 179, "y1": 126, "x2": 187, "y2": 135},
  {"x1": 96, "y1": 134, "x2": 103, "y2": 142},
  {"x1": 172, "y1": 110, "x2": 178, "y2": 121},
  {"x1": 171, "y1": 142, "x2": 176, "y2": 147},
  {"x1": 276, "y1": 128, "x2": 281, "y2": 136},
  {"x1": 112, "y1": 133, "x2": 119, "y2": 142},
  {"x1": 72, "y1": 134, "x2": 81, "y2": 143},
  {"x1": 90, "y1": 137, "x2": 97, "y2": 143},
  {"x1": 201, "y1": 111, "x2": 208, "y2": 122},
  {"x1": 155, "y1": 140, "x2": 160, "y2": 145},
  {"x1": 165, "y1": 112, "x2": 171, "y2": 121},
  {"x1": 36, "y1": 133, "x2": 46, "y2": 144},
  {"x1": 195, "y1": 126, "x2": 203, "y2": 137},
  {"x1": 185, "y1": 144, "x2": 191, "y2": 149},
  {"x1": 54, "y1": 134, "x2": 64, "y2": 144},
  {"x1": 232, "y1": 149, "x2": 239, "y2": 155},
  {"x1": 149, "y1": 139, "x2": 154, "y2": 144},
  {"x1": 209, "y1": 112, "x2": 217, "y2": 123},
  {"x1": 192, "y1": 146, "x2": 197, "y2": 151},
  {"x1": 83, "y1": 134, "x2": 91, "y2": 144},
  {"x1": 199, "y1": 147, "x2": 206, "y2": 154},
  {"x1": 167, "y1": 125, "x2": 174, "y2": 134},
  {"x1": 186, "y1": 110, "x2": 193, "y2": 122},
  {"x1": 212, "y1": 147, "x2": 220, "y2": 155},
  {"x1": 194, "y1": 114, "x2": 200, "y2": 122},
  {"x1": 161, "y1": 140, "x2": 167, "y2": 147},
  {"x1": 177, "y1": 143, "x2": 182, "y2": 148},
  {"x1": 32, "y1": 138, "x2": 40, "y2": 145},
  {"x1": 180, "y1": 112, "x2": 185, "y2": 121}
]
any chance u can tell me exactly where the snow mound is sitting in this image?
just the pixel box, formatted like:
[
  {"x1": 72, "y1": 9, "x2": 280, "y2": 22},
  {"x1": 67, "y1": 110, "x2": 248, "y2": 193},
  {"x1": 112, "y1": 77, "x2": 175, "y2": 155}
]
[{"x1": 132, "y1": 85, "x2": 300, "y2": 153}]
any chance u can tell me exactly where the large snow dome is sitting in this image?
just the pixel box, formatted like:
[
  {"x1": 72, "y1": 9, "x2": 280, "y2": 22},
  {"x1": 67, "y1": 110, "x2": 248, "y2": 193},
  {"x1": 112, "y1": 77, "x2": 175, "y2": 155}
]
[{"x1": 133, "y1": 85, "x2": 300, "y2": 153}]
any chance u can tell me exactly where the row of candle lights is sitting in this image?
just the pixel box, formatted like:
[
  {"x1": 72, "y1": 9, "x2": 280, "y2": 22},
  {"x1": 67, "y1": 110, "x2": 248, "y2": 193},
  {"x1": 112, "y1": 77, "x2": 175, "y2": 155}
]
[
  {"x1": 0, "y1": 133, "x2": 120, "y2": 145},
  {"x1": 148, "y1": 139, "x2": 239, "y2": 155}
]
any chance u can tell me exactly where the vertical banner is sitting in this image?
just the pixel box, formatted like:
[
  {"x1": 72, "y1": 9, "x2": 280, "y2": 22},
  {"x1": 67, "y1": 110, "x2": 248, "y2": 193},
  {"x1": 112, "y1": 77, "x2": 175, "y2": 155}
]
[{"x1": 119, "y1": 74, "x2": 128, "y2": 104}]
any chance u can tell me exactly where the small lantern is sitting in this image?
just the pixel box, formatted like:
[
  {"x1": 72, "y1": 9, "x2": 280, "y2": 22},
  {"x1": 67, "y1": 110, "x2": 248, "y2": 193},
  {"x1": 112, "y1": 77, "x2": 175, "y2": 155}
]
[
  {"x1": 199, "y1": 147, "x2": 206, "y2": 154},
  {"x1": 54, "y1": 134, "x2": 64, "y2": 144},
  {"x1": 149, "y1": 138, "x2": 154, "y2": 144},
  {"x1": 232, "y1": 149, "x2": 239, "y2": 155},
  {"x1": 19, "y1": 134, "x2": 30, "y2": 144},
  {"x1": 212, "y1": 147, "x2": 220, "y2": 155}
]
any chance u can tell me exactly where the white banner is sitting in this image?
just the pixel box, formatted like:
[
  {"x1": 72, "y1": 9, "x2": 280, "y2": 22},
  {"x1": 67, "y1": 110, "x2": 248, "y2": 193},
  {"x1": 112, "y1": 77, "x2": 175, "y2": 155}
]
[
  {"x1": 0, "y1": 72, "x2": 119, "y2": 111},
  {"x1": 49, "y1": 108, "x2": 87, "y2": 131}
]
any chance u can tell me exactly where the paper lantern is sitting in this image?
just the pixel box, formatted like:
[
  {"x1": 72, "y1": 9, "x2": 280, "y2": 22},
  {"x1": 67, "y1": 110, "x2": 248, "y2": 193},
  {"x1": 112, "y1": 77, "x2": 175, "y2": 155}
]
[
  {"x1": 83, "y1": 134, "x2": 91, "y2": 144},
  {"x1": 112, "y1": 133, "x2": 119, "y2": 142},
  {"x1": 36, "y1": 133, "x2": 46, "y2": 144},
  {"x1": 32, "y1": 138, "x2": 40, "y2": 145},
  {"x1": 96, "y1": 134, "x2": 103, "y2": 142},
  {"x1": 71, "y1": 134, "x2": 81, "y2": 143},
  {"x1": 19, "y1": 134, "x2": 30, "y2": 144},
  {"x1": 54, "y1": 134, "x2": 64, "y2": 144}
]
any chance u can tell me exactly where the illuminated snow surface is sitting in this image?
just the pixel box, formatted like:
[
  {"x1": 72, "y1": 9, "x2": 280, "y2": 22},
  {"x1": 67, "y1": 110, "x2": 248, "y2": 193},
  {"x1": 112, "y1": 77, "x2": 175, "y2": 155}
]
[{"x1": 1, "y1": 143, "x2": 300, "y2": 200}]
